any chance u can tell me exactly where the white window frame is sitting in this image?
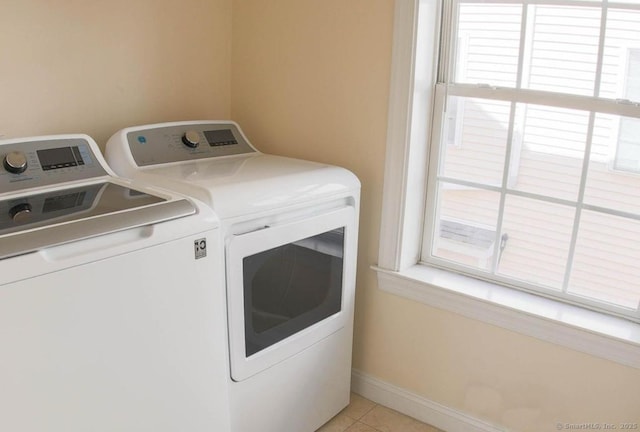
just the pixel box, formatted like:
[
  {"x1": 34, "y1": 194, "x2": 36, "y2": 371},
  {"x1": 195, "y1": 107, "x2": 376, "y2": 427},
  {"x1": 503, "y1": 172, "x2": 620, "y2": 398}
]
[{"x1": 374, "y1": 0, "x2": 640, "y2": 369}]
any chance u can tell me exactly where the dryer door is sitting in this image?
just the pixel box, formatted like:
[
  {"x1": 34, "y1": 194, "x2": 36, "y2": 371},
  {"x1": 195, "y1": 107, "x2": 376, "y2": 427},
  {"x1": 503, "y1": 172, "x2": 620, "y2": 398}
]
[{"x1": 226, "y1": 206, "x2": 356, "y2": 382}]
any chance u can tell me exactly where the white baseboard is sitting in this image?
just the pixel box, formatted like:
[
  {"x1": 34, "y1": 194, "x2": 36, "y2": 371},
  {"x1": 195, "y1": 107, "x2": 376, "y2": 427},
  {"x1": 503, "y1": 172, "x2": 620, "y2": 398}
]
[{"x1": 351, "y1": 369, "x2": 505, "y2": 432}]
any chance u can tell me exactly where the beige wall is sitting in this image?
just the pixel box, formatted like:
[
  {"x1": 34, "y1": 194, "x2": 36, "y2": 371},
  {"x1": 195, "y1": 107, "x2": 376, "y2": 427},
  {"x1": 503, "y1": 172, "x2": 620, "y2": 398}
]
[
  {"x1": 0, "y1": 0, "x2": 231, "y2": 147},
  {"x1": 230, "y1": 1, "x2": 640, "y2": 431}
]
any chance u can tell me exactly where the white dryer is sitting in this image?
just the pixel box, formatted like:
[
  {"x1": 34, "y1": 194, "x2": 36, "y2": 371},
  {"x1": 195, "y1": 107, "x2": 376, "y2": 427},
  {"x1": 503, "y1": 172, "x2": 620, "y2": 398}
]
[
  {"x1": 105, "y1": 121, "x2": 360, "y2": 432},
  {"x1": 0, "y1": 134, "x2": 230, "y2": 432}
]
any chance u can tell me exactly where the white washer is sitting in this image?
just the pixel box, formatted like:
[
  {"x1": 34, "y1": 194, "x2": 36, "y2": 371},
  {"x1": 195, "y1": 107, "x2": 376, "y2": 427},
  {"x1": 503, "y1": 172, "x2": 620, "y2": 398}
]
[
  {"x1": 0, "y1": 134, "x2": 230, "y2": 432},
  {"x1": 105, "y1": 121, "x2": 360, "y2": 432}
]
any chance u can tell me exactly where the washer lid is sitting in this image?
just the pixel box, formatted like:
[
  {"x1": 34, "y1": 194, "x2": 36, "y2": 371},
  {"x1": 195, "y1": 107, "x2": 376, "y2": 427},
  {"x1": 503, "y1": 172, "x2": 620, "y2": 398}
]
[{"x1": 0, "y1": 182, "x2": 195, "y2": 259}]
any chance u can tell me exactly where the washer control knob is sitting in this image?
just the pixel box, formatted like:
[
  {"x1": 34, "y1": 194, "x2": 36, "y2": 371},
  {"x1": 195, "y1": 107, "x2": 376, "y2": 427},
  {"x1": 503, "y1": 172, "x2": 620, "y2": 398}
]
[
  {"x1": 3, "y1": 151, "x2": 28, "y2": 174},
  {"x1": 9, "y1": 202, "x2": 32, "y2": 223},
  {"x1": 182, "y1": 130, "x2": 201, "y2": 148}
]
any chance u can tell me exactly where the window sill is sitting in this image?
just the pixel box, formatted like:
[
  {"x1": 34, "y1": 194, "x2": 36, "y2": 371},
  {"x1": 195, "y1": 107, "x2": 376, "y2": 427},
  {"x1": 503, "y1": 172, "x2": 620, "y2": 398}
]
[{"x1": 373, "y1": 264, "x2": 640, "y2": 369}]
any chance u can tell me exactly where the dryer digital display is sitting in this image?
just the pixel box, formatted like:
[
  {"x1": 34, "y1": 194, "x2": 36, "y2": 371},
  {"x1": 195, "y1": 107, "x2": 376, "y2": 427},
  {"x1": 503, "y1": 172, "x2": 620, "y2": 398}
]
[{"x1": 204, "y1": 129, "x2": 238, "y2": 147}]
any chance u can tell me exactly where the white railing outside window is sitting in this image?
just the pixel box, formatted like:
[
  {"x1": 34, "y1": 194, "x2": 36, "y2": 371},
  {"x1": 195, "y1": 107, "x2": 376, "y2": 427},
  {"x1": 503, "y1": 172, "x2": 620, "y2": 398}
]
[{"x1": 422, "y1": 0, "x2": 640, "y2": 321}]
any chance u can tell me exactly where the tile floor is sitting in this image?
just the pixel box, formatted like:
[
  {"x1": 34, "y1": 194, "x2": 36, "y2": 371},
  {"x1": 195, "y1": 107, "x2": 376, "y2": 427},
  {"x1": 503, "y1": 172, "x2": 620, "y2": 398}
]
[{"x1": 316, "y1": 393, "x2": 444, "y2": 432}]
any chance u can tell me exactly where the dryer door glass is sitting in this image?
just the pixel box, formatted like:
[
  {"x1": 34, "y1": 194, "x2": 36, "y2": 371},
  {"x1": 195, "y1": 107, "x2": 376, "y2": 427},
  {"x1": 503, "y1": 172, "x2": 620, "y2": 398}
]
[{"x1": 243, "y1": 227, "x2": 344, "y2": 356}]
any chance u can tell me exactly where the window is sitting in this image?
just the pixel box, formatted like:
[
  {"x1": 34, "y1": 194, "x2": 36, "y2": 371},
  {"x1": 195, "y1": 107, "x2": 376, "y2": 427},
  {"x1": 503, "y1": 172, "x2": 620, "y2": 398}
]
[{"x1": 423, "y1": 0, "x2": 640, "y2": 322}]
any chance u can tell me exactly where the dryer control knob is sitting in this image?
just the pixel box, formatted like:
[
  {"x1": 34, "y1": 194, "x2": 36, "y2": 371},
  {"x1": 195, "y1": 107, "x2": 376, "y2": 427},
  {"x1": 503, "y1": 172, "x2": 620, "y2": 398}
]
[
  {"x1": 3, "y1": 151, "x2": 28, "y2": 174},
  {"x1": 182, "y1": 130, "x2": 201, "y2": 148},
  {"x1": 9, "y1": 202, "x2": 32, "y2": 223}
]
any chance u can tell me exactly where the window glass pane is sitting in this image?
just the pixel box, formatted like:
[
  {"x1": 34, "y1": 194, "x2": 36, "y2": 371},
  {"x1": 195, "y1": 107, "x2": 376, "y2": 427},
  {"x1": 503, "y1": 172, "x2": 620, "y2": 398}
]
[
  {"x1": 615, "y1": 116, "x2": 640, "y2": 172},
  {"x1": 432, "y1": 183, "x2": 500, "y2": 271},
  {"x1": 600, "y1": 9, "x2": 640, "y2": 100},
  {"x1": 570, "y1": 211, "x2": 640, "y2": 309},
  {"x1": 455, "y1": 3, "x2": 522, "y2": 87},
  {"x1": 440, "y1": 96, "x2": 509, "y2": 186},
  {"x1": 585, "y1": 113, "x2": 640, "y2": 214},
  {"x1": 510, "y1": 104, "x2": 588, "y2": 201},
  {"x1": 497, "y1": 195, "x2": 575, "y2": 289},
  {"x1": 524, "y1": 5, "x2": 601, "y2": 96}
]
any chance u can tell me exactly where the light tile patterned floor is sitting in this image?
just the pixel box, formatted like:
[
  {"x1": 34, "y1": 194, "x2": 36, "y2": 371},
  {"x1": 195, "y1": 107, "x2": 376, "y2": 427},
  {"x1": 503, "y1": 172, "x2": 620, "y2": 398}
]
[{"x1": 316, "y1": 393, "x2": 444, "y2": 432}]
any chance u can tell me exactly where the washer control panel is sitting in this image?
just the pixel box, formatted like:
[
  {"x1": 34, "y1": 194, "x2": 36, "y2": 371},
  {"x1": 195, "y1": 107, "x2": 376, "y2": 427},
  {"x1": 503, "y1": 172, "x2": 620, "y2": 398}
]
[
  {"x1": 0, "y1": 137, "x2": 107, "y2": 194},
  {"x1": 126, "y1": 122, "x2": 256, "y2": 167}
]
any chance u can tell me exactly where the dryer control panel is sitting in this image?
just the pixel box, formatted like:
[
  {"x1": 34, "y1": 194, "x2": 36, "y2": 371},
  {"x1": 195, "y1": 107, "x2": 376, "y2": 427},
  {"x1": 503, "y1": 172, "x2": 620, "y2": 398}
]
[
  {"x1": 0, "y1": 137, "x2": 107, "y2": 194},
  {"x1": 125, "y1": 122, "x2": 256, "y2": 167}
]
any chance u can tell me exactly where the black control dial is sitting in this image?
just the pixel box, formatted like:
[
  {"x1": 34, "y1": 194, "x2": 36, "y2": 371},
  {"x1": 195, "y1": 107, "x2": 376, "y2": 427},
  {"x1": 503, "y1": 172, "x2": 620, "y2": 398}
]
[
  {"x1": 181, "y1": 130, "x2": 201, "y2": 148},
  {"x1": 3, "y1": 151, "x2": 28, "y2": 174}
]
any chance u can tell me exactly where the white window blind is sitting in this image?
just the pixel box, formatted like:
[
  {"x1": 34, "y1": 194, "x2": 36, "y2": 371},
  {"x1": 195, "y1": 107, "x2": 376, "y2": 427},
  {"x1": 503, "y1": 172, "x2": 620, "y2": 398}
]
[{"x1": 423, "y1": 0, "x2": 640, "y2": 321}]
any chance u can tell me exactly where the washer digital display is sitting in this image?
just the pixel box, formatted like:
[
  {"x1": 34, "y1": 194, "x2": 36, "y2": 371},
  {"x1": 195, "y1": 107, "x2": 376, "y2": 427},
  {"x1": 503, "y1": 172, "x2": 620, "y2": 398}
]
[{"x1": 37, "y1": 146, "x2": 85, "y2": 170}]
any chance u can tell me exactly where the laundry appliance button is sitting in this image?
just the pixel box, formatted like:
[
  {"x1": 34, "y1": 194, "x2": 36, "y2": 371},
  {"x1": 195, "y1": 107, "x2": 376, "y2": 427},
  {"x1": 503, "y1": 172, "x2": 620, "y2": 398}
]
[
  {"x1": 3, "y1": 151, "x2": 28, "y2": 174},
  {"x1": 182, "y1": 130, "x2": 201, "y2": 148},
  {"x1": 9, "y1": 202, "x2": 32, "y2": 223}
]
